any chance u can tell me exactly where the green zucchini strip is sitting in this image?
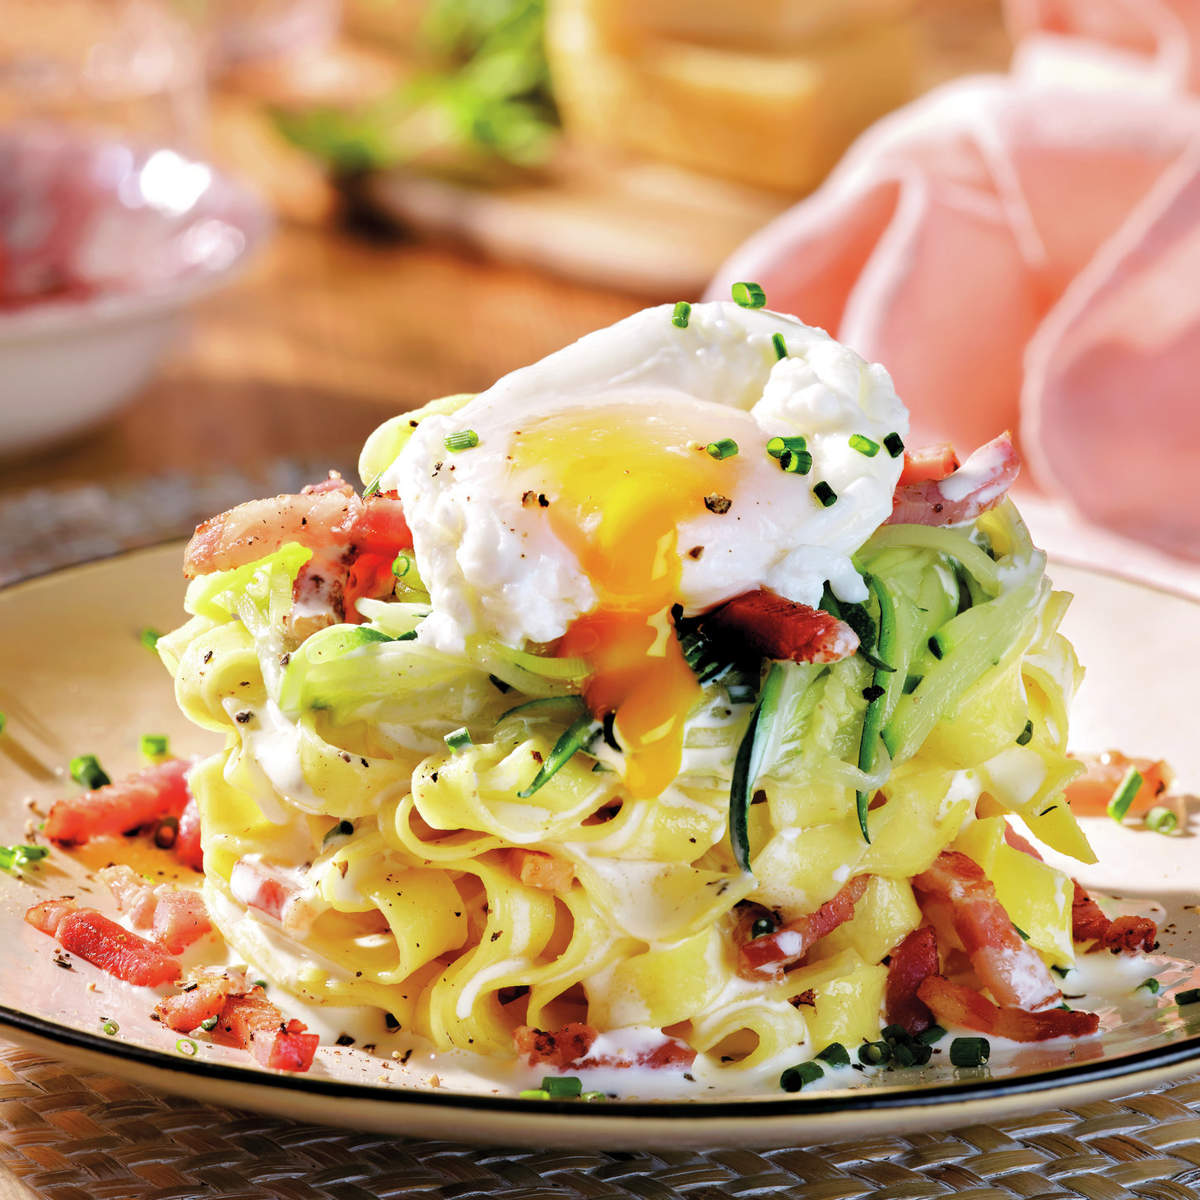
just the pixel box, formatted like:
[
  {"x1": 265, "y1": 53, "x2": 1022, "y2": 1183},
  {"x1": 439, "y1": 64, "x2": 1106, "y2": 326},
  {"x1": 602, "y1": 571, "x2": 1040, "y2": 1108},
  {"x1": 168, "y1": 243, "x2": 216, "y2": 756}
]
[{"x1": 729, "y1": 662, "x2": 786, "y2": 874}]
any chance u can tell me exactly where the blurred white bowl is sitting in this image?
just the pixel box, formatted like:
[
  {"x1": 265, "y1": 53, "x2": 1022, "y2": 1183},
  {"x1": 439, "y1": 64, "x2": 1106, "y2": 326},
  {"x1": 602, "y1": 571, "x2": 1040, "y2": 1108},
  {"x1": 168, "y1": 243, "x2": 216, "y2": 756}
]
[{"x1": 0, "y1": 125, "x2": 270, "y2": 455}]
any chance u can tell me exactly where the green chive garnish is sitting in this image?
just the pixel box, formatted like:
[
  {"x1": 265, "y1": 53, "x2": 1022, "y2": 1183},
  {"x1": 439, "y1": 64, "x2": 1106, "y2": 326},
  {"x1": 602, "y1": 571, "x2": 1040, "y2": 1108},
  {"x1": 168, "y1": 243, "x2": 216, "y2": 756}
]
[
  {"x1": 1013, "y1": 923, "x2": 1030, "y2": 941},
  {"x1": 1176, "y1": 988, "x2": 1200, "y2": 1006},
  {"x1": 949, "y1": 1036, "x2": 990, "y2": 1067},
  {"x1": 1051, "y1": 966, "x2": 1070, "y2": 979},
  {"x1": 1016, "y1": 719, "x2": 1033, "y2": 746},
  {"x1": 0, "y1": 844, "x2": 49, "y2": 873},
  {"x1": 518, "y1": 712, "x2": 601, "y2": 798},
  {"x1": 200, "y1": 1015, "x2": 219, "y2": 1031},
  {"x1": 779, "y1": 1062, "x2": 823, "y2": 1092},
  {"x1": 1107, "y1": 766, "x2": 1143, "y2": 822},
  {"x1": 444, "y1": 727, "x2": 473, "y2": 752},
  {"x1": 892, "y1": 1042, "x2": 931, "y2": 1068},
  {"x1": 766, "y1": 435, "x2": 807, "y2": 459},
  {"x1": 362, "y1": 476, "x2": 382, "y2": 499},
  {"x1": 731, "y1": 281, "x2": 766, "y2": 308},
  {"x1": 780, "y1": 450, "x2": 813, "y2": 475},
  {"x1": 392, "y1": 552, "x2": 412, "y2": 579},
  {"x1": 1145, "y1": 806, "x2": 1178, "y2": 834},
  {"x1": 772, "y1": 332, "x2": 788, "y2": 360},
  {"x1": 883, "y1": 432, "x2": 905, "y2": 458},
  {"x1": 812, "y1": 481, "x2": 838, "y2": 507},
  {"x1": 881, "y1": 1024, "x2": 909, "y2": 1044},
  {"x1": 541, "y1": 1076, "x2": 582, "y2": 1099},
  {"x1": 519, "y1": 1089, "x2": 550, "y2": 1100},
  {"x1": 849, "y1": 434, "x2": 879, "y2": 457},
  {"x1": 140, "y1": 734, "x2": 169, "y2": 759},
  {"x1": 102, "y1": 1019, "x2": 119, "y2": 1036},
  {"x1": 139, "y1": 628, "x2": 162, "y2": 650},
  {"x1": 176, "y1": 1037, "x2": 198, "y2": 1057},
  {"x1": 857, "y1": 1041, "x2": 891, "y2": 1066},
  {"x1": 750, "y1": 916, "x2": 776, "y2": 939},
  {"x1": 70, "y1": 754, "x2": 110, "y2": 790},
  {"x1": 1138, "y1": 977, "x2": 1161, "y2": 994},
  {"x1": 444, "y1": 430, "x2": 480, "y2": 452},
  {"x1": 706, "y1": 438, "x2": 739, "y2": 460},
  {"x1": 580, "y1": 1091, "x2": 606, "y2": 1102},
  {"x1": 928, "y1": 635, "x2": 944, "y2": 660},
  {"x1": 815, "y1": 1042, "x2": 850, "y2": 1068},
  {"x1": 0, "y1": 712, "x2": 6, "y2": 735},
  {"x1": 672, "y1": 301, "x2": 691, "y2": 328},
  {"x1": 917, "y1": 1024, "x2": 946, "y2": 1045}
]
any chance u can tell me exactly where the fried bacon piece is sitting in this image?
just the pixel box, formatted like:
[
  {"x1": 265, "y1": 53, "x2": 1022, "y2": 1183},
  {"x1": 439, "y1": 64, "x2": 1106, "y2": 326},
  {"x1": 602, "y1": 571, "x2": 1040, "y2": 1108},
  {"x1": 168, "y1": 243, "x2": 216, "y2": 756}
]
[
  {"x1": 44, "y1": 757, "x2": 192, "y2": 846},
  {"x1": 175, "y1": 796, "x2": 204, "y2": 872},
  {"x1": 919, "y1": 975, "x2": 1100, "y2": 1042},
  {"x1": 885, "y1": 926, "x2": 939, "y2": 1035},
  {"x1": 898, "y1": 444, "x2": 960, "y2": 485},
  {"x1": 912, "y1": 851, "x2": 1060, "y2": 1011},
  {"x1": 739, "y1": 876, "x2": 870, "y2": 977},
  {"x1": 29, "y1": 904, "x2": 181, "y2": 987},
  {"x1": 513, "y1": 1023, "x2": 696, "y2": 1070},
  {"x1": 99, "y1": 865, "x2": 211, "y2": 954},
  {"x1": 1064, "y1": 751, "x2": 1173, "y2": 816},
  {"x1": 507, "y1": 849, "x2": 575, "y2": 893},
  {"x1": 703, "y1": 589, "x2": 859, "y2": 664},
  {"x1": 1072, "y1": 883, "x2": 1158, "y2": 953},
  {"x1": 888, "y1": 432, "x2": 1019, "y2": 526},
  {"x1": 154, "y1": 977, "x2": 233, "y2": 1033}
]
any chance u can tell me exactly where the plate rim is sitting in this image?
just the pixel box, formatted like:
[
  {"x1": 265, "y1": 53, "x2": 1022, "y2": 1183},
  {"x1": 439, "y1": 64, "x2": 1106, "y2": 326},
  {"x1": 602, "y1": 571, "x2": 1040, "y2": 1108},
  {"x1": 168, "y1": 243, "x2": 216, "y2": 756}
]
[{"x1": 4, "y1": 540, "x2": 1200, "y2": 1134}]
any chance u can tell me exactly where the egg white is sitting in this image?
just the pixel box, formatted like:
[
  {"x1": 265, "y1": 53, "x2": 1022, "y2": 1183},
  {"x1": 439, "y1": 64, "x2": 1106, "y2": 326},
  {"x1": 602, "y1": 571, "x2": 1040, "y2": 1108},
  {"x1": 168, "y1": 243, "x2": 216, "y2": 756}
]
[{"x1": 380, "y1": 302, "x2": 908, "y2": 652}]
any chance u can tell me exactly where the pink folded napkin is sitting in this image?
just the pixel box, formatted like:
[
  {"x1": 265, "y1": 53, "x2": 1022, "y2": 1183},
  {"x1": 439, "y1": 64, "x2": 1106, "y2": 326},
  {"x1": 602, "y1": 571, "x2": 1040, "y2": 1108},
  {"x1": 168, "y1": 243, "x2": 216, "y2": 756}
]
[{"x1": 709, "y1": 3, "x2": 1200, "y2": 563}]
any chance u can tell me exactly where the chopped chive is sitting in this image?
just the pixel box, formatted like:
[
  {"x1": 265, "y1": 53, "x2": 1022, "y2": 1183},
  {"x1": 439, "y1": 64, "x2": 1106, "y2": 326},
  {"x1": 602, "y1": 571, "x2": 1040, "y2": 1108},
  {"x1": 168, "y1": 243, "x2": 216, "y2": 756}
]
[
  {"x1": 0, "y1": 844, "x2": 49, "y2": 873},
  {"x1": 519, "y1": 1089, "x2": 551, "y2": 1100},
  {"x1": 176, "y1": 1037, "x2": 198, "y2": 1057},
  {"x1": 1016, "y1": 719, "x2": 1034, "y2": 746},
  {"x1": 1051, "y1": 965, "x2": 1070, "y2": 979},
  {"x1": 772, "y1": 332, "x2": 788, "y2": 360},
  {"x1": 883, "y1": 432, "x2": 905, "y2": 458},
  {"x1": 102, "y1": 1019, "x2": 119, "y2": 1036},
  {"x1": 444, "y1": 726, "x2": 473, "y2": 752},
  {"x1": 855, "y1": 573, "x2": 895, "y2": 843},
  {"x1": 881, "y1": 1024, "x2": 910, "y2": 1044},
  {"x1": 1176, "y1": 988, "x2": 1200, "y2": 1006},
  {"x1": 815, "y1": 1042, "x2": 850, "y2": 1068},
  {"x1": 518, "y1": 712, "x2": 601, "y2": 798},
  {"x1": 779, "y1": 449, "x2": 813, "y2": 475},
  {"x1": 928, "y1": 635, "x2": 944, "y2": 660},
  {"x1": 1138, "y1": 977, "x2": 1161, "y2": 994},
  {"x1": 750, "y1": 916, "x2": 776, "y2": 939},
  {"x1": 949, "y1": 1037, "x2": 990, "y2": 1067},
  {"x1": 362, "y1": 476, "x2": 382, "y2": 499},
  {"x1": 140, "y1": 733, "x2": 170, "y2": 759},
  {"x1": 1107, "y1": 767, "x2": 1143, "y2": 822},
  {"x1": 0, "y1": 712, "x2": 6, "y2": 734},
  {"x1": 488, "y1": 674, "x2": 512, "y2": 694},
  {"x1": 324, "y1": 819, "x2": 354, "y2": 843},
  {"x1": 444, "y1": 430, "x2": 480, "y2": 452},
  {"x1": 139, "y1": 628, "x2": 162, "y2": 650},
  {"x1": 849, "y1": 434, "x2": 880, "y2": 457},
  {"x1": 580, "y1": 1091, "x2": 606, "y2": 1102},
  {"x1": 917, "y1": 1024, "x2": 946, "y2": 1046},
  {"x1": 1145, "y1": 806, "x2": 1178, "y2": 834},
  {"x1": 857, "y1": 1041, "x2": 891, "y2": 1066},
  {"x1": 706, "y1": 438, "x2": 739, "y2": 460},
  {"x1": 541, "y1": 1076, "x2": 582, "y2": 1099},
  {"x1": 731, "y1": 281, "x2": 766, "y2": 308},
  {"x1": 254, "y1": 980, "x2": 268, "y2": 991},
  {"x1": 892, "y1": 1042, "x2": 924, "y2": 1068},
  {"x1": 1013, "y1": 923, "x2": 1030, "y2": 941},
  {"x1": 766, "y1": 435, "x2": 807, "y2": 459},
  {"x1": 779, "y1": 1062, "x2": 823, "y2": 1092},
  {"x1": 671, "y1": 301, "x2": 691, "y2": 328},
  {"x1": 70, "y1": 754, "x2": 110, "y2": 790},
  {"x1": 392, "y1": 552, "x2": 412, "y2": 579},
  {"x1": 200, "y1": 1015, "x2": 219, "y2": 1031},
  {"x1": 812, "y1": 481, "x2": 838, "y2": 508}
]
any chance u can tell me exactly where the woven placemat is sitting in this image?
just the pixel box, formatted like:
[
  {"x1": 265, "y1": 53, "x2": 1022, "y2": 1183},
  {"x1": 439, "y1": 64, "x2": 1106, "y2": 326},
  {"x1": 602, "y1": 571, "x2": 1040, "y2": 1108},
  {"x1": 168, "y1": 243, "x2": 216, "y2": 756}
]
[{"x1": 3, "y1": 1040, "x2": 1200, "y2": 1200}]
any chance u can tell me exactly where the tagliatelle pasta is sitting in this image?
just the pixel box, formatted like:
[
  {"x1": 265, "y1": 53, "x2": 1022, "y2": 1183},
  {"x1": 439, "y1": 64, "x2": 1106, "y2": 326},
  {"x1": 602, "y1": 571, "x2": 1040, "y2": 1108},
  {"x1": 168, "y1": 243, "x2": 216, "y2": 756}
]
[{"x1": 153, "y1": 301, "x2": 1126, "y2": 1082}]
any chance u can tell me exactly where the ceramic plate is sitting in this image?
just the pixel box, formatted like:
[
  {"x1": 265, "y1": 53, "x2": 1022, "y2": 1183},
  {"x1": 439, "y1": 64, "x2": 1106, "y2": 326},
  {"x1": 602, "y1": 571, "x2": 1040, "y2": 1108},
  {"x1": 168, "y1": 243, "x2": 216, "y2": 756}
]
[{"x1": 0, "y1": 544, "x2": 1198, "y2": 1150}]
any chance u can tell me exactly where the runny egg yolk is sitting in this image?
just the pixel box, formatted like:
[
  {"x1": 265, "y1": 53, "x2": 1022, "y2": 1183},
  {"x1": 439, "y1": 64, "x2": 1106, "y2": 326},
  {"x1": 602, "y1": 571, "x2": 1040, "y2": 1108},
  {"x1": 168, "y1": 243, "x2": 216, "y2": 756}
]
[{"x1": 513, "y1": 403, "x2": 740, "y2": 797}]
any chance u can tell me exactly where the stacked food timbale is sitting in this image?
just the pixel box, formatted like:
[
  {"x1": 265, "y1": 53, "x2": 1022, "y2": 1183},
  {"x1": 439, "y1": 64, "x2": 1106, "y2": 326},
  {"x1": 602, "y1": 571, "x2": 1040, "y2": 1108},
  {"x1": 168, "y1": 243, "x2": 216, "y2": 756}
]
[{"x1": 156, "y1": 298, "x2": 1155, "y2": 1080}]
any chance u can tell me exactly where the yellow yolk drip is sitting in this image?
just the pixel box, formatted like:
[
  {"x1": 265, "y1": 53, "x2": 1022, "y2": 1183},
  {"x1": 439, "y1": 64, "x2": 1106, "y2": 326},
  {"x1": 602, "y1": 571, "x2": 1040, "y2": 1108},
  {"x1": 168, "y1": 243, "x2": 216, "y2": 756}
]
[{"x1": 514, "y1": 405, "x2": 739, "y2": 797}]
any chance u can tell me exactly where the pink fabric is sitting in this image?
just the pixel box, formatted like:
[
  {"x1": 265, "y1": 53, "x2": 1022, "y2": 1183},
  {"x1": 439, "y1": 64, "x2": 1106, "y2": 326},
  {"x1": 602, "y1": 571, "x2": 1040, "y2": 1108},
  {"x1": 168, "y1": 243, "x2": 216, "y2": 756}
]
[{"x1": 708, "y1": 34, "x2": 1200, "y2": 562}]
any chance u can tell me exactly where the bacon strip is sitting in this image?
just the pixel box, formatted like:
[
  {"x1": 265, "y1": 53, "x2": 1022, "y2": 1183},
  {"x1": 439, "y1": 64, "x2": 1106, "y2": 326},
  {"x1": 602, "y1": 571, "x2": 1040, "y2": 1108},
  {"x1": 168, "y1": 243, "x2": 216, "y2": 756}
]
[
  {"x1": 704, "y1": 589, "x2": 859, "y2": 665},
  {"x1": 888, "y1": 432, "x2": 1019, "y2": 527},
  {"x1": 45, "y1": 758, "x2": 192, "y2": 846},
  {"x1": 1072, "y1": 882, "x2": 1158, "y2": 953},
  {"x1": 99, "y1": 865, "x2": 211, "y2": 955},
  {"x1": 899, "y1": 444, "x2": 960, "y2": 485},
  {"x1": 175, "y1": 796, "x2": 204, "y2": 872},
  {"x1": 885, "y1": 926, "x2": 939, "y2": 1035},
  {"x1": 918, "y1": 974, "x2": 1100, "y2": 1042},
  {"x1": 1064, "y1": 751, "x2": 1173, "y2": 817},
  {"x1": 513, "y1": 1023, "x2": 695, "y2": 1070},
  {"x1": 912, "y1": 851, "x2": 1060, "y2": 1010},
  {"x1": 53, "y1": 909, "x2": 180, "y2": 987},
  {"x1": 739, "y1": 876, "x2": 870, "y2": 976},
  {"x1": 507, "y1": 849, "x2": 575, "y2": 894}
]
